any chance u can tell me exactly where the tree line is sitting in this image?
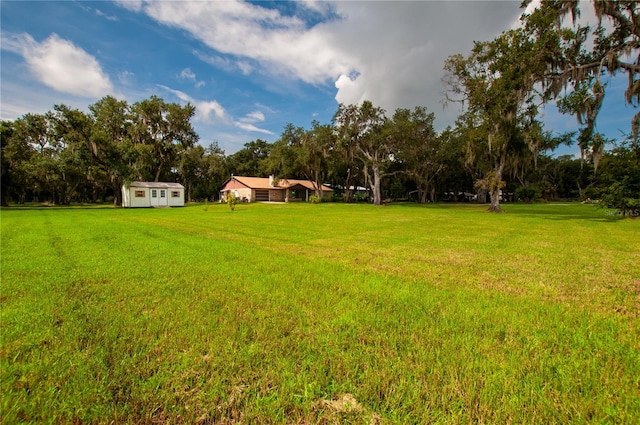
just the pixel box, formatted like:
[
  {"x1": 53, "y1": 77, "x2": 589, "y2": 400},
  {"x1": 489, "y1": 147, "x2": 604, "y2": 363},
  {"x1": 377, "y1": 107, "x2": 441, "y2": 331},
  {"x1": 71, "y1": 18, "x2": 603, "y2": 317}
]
[{"x1": 1, "y1": 1, "x2": 638, "y2": 213}]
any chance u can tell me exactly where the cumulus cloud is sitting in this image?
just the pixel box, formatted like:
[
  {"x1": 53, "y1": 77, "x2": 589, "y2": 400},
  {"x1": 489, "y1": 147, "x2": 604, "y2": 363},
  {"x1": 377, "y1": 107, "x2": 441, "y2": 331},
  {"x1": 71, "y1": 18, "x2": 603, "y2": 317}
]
[
  {"x1": 118, "y1": 0, "x2": 524, "y2": 130},
  {"x1": 327, "y1": 1, "x2": 522, "y2": 122},
  {"x1": 122, "y1": 0, "x2": 353, "y2": 84},
  {"x1": 1, "y1": 32, "x2": 113, "y2": 98}
]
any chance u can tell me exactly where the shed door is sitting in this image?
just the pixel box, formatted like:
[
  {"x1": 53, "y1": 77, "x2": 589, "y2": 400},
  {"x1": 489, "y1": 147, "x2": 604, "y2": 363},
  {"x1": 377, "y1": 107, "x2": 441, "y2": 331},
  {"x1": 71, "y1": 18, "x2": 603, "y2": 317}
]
[
  {"x1": 159, "y1": 189, "x2": 167, "y2": 206},
  {"x1": 150, "y1": 189, "x2": 159, "y2": 206}
]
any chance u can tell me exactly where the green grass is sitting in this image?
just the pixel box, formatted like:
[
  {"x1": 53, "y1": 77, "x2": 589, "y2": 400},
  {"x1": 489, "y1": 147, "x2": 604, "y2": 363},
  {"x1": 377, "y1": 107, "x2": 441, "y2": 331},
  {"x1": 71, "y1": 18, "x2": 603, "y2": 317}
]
[{"x1": 1, "y1": 202, "x2": 638, "y2": 423}]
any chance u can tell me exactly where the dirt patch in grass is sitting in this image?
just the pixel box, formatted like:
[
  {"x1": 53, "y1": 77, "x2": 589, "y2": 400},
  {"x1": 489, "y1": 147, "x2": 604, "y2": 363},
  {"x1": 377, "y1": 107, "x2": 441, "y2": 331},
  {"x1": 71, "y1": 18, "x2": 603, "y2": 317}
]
[{"x1": 314, "y1": 394, "x2": 382, "y2": 424}]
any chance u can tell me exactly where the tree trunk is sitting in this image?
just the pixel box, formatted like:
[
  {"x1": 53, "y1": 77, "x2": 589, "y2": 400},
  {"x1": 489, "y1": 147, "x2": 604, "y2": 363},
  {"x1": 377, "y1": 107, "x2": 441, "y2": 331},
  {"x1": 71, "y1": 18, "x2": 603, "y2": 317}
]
[
  {"x1": 488, "y1": 190, "x2": 502, "y2": 212},
  {"x1": 474, "y1": 188, "x2": 484, "y2": 204},
  {"x1": 419, "y1": 186, "x2": 428, "y2": 204},
  {"x1": 487, "y1": 165, "x2": 504, "y2": 213},
  {"x1": 343, "y1": 168, "x2": 355, "y2": 203},
  {"x1": 113, "y1": 181, "x2": 123, "y2": 207},
  {"x1": 372, "y1": 163, "x2": 382, "y2": 206},
  {"x1": 313, "y1": 170, "x2": 323, "y2": 199}
]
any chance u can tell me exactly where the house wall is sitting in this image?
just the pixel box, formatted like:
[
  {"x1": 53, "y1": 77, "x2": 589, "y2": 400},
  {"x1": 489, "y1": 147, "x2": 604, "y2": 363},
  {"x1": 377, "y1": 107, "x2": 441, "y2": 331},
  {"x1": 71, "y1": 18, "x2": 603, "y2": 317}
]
[
  {"x1": 269, "y1": 189, "x2": 285, "y2": 202},
  {"x1": 220, "y1": 180, "x2": 252, "y2": 202},
  {"x1": 222, "y1": 179, "x2": 248, "y2": 190},
  {"x1": 237, "y1": 188, "x2": 253, "y2": 202},
  {"x1": 221, "y1": 187, "x2": 252, "y2": 202}
]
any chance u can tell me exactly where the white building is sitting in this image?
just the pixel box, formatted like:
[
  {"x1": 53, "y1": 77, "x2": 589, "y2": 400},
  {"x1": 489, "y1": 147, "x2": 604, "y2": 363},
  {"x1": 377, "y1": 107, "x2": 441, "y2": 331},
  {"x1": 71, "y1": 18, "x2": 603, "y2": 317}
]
[{"x1": 122, "y1": 182, "x2": 185, "y2": 208}]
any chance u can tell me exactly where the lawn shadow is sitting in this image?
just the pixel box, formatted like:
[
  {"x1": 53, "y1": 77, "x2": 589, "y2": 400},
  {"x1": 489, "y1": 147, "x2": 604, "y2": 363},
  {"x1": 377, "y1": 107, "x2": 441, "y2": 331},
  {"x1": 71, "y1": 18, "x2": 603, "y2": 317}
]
[
  {"x1": 501, "y1": 204, "x2": 629, "y2": 223},
  {"x1": 386, "y1": 202, "x2": 631, "y2": 223}
]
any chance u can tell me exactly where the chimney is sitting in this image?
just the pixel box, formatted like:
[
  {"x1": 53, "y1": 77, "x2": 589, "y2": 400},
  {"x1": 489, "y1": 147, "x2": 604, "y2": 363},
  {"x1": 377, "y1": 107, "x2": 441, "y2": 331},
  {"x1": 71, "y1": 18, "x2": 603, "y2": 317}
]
[{"x1": 269, "y1": 175, "x2": 274, "y2": 187}]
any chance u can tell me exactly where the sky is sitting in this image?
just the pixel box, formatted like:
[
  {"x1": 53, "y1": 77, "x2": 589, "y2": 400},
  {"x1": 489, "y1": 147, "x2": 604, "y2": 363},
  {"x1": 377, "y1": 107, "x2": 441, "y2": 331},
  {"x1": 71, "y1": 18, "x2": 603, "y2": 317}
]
[{"x1": 1, "y1": 0, "x2": 636, "y2": 155}]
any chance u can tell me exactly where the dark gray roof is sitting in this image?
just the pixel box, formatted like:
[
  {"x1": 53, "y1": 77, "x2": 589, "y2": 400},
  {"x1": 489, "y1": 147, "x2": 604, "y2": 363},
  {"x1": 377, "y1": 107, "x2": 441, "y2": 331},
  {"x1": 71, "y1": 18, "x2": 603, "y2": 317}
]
[{"x1": 128, "y1": 181, "x2": 184, "y2": 189}]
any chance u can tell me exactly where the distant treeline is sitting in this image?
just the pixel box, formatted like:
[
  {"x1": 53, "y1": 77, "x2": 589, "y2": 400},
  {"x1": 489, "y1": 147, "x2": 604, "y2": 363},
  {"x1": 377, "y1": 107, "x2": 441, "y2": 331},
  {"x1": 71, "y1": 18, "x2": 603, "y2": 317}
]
[
  {"x1": 2, "y1": 2, "x2": 638, "y2": 213},
  {"x1": 0, "y1": 95, "x2": 637, "y2": 213}
]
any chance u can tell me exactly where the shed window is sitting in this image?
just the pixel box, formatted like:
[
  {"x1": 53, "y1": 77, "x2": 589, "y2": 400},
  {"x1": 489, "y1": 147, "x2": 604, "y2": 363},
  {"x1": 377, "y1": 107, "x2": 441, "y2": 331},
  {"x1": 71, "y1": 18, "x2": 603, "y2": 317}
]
[
  {"x1": 160, "y1": 190, "x2": 166, "y2": 198},
  {"x1": 171, "y1": 191, "x2": 180, "y2": 198},
  {"x1": 135, "y1": 190, "x2": 145, "y2": 198},
  {"x1": 151, "y1": 189, "x2": 157, "y2": 198}
]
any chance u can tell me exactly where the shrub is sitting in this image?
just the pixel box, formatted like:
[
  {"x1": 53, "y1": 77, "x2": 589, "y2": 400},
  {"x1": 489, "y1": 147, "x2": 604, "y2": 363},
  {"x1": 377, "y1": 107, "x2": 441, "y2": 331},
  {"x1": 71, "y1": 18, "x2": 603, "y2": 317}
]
[
  {"x1": 515, "y1": 186, "x2": 541, "y2": 203},
  {"x1": 227, "y1": 193, "x2": 239, "y2": 211}
]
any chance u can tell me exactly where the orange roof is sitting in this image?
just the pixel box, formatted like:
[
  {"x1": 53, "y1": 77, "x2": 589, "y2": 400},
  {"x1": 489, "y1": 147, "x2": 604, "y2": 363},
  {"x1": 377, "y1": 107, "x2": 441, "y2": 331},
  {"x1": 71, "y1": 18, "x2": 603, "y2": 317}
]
[{"x1": 227, "y1": 176, "x2": 332, "y2": 192}]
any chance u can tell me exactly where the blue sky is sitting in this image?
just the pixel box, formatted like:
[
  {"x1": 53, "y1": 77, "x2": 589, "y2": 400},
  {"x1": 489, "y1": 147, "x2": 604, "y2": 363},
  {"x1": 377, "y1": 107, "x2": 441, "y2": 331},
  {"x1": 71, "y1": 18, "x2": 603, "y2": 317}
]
[{"x1": 1, "y1": 1, "x2": 635, "y2": 155}]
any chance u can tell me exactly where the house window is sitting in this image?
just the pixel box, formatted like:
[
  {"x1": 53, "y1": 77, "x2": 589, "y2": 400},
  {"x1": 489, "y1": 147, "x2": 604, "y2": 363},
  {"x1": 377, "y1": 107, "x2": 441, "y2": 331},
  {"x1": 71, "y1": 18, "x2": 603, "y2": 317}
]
[
  {"x1": 171, "y1": 191, "x2": 180, "y2": 198},
  {"x1": 151, "y1": 189, "x2": 157, "y2": 198},
  {"x1": 135, "y1": 190, "x2": 145, "y2": 198},
  {"x1": 160, "y1": 190, "x2": 166, "y2": 198}
]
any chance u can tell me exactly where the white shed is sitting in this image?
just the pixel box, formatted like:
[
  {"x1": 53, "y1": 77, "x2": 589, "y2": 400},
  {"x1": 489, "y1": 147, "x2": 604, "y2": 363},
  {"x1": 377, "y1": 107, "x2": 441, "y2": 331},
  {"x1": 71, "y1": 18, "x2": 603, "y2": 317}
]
[{"x1": 122, "y1": 182, "x2": 185, "y2": 208}]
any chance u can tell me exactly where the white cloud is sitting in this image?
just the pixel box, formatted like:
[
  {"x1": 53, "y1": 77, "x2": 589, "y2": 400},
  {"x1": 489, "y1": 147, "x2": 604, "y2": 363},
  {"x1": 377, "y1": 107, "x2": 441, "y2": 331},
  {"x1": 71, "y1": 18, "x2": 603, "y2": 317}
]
[
  {"x1": 125, "y1": 0, "x2": 353, "y2": 84},
  {"x1": 179, "y1": 68, "x2": 196, "y2": 81},
  {"x1": 240, "y1": 110, "x2": 266, "y2": 123},
  {"x1": 158, "y1": 85, "x2": 272, "y2": 135},
  {"x1": 197, "y1": 100, "x2": 229, "y2": 124},
  {"x1": 113, "y1": 0, "x2": 143, "y2": 13},
  {"x1": 118, "y1": 1, "x2": 523, "y2": 130},
  {"x1": 1, "y1": 32, "x2": 113, "y2": 98},
  {"x1": 234, "y1": 121, "x2": 274, "y2": 135},
  {"x1": 325, "y1": 1, "x2": 523, "y2": 123},
  {"x1": 179, "y1": 67, "x2": 205, "y2": 88},
  {"x1": 95, "y1": 8, "x2": 119, "y2": 22},
  {"x1": 118, "y1": 70, "x2": 135, "y2": 85},
  {"x1": 158, "y1": 85, "x2": 229, "y2": 124}
]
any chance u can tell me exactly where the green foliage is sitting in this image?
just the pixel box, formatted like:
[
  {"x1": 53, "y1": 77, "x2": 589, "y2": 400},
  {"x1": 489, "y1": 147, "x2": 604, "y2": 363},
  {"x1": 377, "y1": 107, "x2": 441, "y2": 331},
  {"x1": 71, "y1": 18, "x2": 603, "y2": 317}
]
[
  {"x1": 515, "y1": 185, "x2": 541, "y2": 203},
  {"x1": 226, "y1": 191, "x2": 239, "y2": 211},
  {"x1": 308, "y1": 195, "x2": 321, "y2": 204},
  {"x1": 333, "y1": 101, "x2": 390, "y2": 206},
  {"x1": 226, "y1": 139, "x2": 272, "y2": 177},
  {"x1": 594, "y1": 139, "x2": 640, "y2": 216},
  {"x1": 1, "y1": 204, "x2": 638, "y2": 423}
]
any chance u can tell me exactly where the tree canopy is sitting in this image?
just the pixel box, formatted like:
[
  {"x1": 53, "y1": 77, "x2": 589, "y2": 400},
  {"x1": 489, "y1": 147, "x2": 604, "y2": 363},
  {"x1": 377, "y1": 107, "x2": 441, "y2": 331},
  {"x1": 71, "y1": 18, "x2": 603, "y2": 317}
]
[{"x1": 1, "y1": 1, "x2": 637, "y2": 214}]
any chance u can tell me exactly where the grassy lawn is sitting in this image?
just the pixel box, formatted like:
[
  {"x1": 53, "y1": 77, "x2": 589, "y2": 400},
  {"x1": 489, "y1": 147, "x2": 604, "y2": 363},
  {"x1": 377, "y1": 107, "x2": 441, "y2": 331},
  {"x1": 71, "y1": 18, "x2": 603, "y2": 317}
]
[{"x1": 1, "y1": 202, "x2": 638, "y2": 423}]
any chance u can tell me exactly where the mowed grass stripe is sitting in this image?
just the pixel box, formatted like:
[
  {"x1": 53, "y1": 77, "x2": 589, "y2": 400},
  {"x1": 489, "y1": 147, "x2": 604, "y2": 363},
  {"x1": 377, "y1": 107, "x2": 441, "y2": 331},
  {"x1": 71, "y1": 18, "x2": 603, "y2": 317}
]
[
  {"x1": 109, "y1": 202, "x2": 639, "y2": 313},
  {"x1": 1, "y1": 204, "x2": 638, "y2": 423}
]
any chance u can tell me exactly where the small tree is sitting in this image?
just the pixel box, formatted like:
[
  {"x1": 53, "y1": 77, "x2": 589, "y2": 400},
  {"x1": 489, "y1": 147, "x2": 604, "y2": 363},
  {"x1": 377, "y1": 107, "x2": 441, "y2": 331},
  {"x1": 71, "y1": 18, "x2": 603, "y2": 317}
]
[{"x1": 226, "y1": 191, "x2": 239, "y2": 211}]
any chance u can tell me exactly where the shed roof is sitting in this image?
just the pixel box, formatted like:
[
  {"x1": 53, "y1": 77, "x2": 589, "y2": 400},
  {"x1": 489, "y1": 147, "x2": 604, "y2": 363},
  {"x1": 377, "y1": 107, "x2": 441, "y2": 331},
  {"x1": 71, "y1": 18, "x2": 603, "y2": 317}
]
[{"x1": 128, "y1": 181, "x2": 184, "y2": 189}]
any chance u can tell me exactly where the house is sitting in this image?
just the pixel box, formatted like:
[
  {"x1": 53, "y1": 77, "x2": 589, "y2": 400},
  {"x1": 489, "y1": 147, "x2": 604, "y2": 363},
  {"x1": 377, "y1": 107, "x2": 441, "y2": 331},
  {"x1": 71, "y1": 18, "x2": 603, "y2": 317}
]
[
  {"x1": 122, "y1": 182, "x2": 185, "y2": 208},
  {"x1": 219, "y1": 175, "x2": 333, "y2": 203}
]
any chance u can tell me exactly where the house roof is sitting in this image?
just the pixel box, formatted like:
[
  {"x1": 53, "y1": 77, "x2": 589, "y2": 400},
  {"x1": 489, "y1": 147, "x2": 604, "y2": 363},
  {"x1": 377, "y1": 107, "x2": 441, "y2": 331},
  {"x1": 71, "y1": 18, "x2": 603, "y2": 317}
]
[
  {"x1": 128, "y1": 181, "x2": 184, "y2": 189},
  {"x1": 222, "y1": 176, "x2": 333, "y2": 192}
]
